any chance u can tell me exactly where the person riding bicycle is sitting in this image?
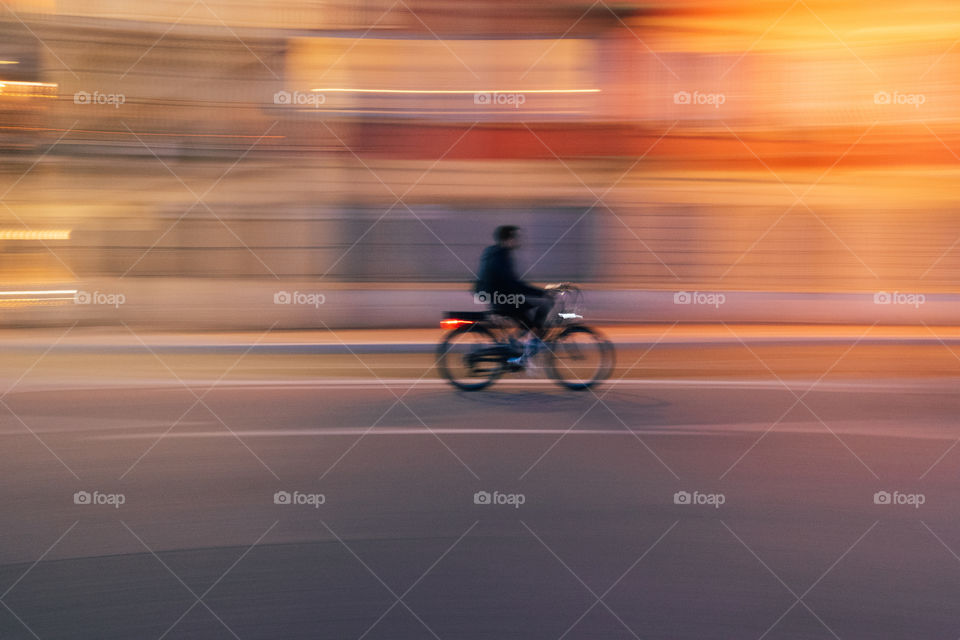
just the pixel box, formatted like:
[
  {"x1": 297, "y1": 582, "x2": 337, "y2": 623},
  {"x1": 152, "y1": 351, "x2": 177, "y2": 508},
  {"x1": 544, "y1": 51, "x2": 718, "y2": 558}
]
[{"x1": 474, "y1": 225, "x2": 552, "y2": 366}]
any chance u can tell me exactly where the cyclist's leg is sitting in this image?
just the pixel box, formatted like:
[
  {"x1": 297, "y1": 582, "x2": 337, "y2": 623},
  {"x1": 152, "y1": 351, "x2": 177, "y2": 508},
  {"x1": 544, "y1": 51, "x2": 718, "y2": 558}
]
[
  {"x1": 504, "y1": 299, "x2": 549, "y2": 364},
  {"x1": 491, "y1": 305, "x2": 528, "y2": 365},
  {"x1": 528, "y1": 296, "x2": 551, "y2": 338}
]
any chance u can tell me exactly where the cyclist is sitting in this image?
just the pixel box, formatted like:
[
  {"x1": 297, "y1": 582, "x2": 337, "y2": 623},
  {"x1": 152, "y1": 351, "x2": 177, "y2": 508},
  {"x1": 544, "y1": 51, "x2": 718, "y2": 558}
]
[{"x1": 474, "y1": 225, "x2": 552, "y2": 367}]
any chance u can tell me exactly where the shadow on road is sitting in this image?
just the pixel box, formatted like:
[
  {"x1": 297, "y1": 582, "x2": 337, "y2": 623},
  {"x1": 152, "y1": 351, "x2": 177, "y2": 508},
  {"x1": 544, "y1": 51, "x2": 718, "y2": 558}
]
[{"x1": 448, "y1": 386, "x2": 671, "y2": 415}]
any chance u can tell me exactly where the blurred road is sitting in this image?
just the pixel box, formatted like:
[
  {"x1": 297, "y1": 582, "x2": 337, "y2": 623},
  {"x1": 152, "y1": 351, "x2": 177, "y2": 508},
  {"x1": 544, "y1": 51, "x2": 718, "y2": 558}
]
[{"x1": 4, "y1": 334, "x2": 960, "y2": 638}]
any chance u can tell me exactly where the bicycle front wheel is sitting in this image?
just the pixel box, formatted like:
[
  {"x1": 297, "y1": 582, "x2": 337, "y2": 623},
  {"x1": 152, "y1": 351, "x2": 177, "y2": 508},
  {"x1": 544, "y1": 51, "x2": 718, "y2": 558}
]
[{"x1": 546, "y1": 325, "x2": 615, "y2": 390}]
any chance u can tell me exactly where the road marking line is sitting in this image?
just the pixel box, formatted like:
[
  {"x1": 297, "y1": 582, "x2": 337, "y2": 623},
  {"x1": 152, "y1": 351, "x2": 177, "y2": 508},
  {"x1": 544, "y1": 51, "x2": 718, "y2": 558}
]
[
  {"x1": 4, "y1": 377, "x2": 955, "y2": 396},
  {"x1": 91, "y1": 426, "x2": 753, "y2": 439},
  {"x1": 85, "y1": 420, "x2": 960, "y2": 441}
]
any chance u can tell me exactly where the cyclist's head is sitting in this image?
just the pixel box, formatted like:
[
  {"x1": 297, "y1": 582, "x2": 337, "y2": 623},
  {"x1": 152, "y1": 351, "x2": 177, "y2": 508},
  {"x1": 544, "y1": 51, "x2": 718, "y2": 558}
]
[{"x1": 495, "y1": 225, "x2": 520, "y2": 249}]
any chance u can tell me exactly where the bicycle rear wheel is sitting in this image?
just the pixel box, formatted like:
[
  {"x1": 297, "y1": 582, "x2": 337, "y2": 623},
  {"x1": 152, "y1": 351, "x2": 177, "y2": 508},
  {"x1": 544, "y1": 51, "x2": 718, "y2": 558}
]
[
  {"x1": 546, "y1": 325, "x2": 615, "y2": 390},
  {"x1": 437, "y1": 324, "x2": 503, "y2": 391}
]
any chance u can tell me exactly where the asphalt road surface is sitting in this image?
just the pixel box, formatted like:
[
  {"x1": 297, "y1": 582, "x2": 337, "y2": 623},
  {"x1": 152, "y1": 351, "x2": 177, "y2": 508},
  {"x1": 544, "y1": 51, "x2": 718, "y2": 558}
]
[{"x1": 3, "y1": 345, "x2": 960, "y2": 639}]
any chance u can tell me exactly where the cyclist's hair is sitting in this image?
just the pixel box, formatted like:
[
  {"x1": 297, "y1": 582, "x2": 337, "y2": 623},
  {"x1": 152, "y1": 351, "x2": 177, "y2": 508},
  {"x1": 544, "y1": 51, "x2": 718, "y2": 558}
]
[{"x1": 495, "y1": 225, "x2": 519, "y2": 243}]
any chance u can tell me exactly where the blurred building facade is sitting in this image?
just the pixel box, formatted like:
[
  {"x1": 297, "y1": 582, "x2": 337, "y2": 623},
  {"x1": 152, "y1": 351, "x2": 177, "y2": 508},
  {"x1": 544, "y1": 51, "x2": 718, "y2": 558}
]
[{"x1": 1, "y1": 0, "x2": 960, "y2": 297}]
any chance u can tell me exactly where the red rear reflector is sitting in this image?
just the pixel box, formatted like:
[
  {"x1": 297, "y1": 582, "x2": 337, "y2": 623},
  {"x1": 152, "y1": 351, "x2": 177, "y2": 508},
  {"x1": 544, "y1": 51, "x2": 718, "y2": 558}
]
[{"x1": 441, "y1": 319, "x2": 473, "y2": 330}]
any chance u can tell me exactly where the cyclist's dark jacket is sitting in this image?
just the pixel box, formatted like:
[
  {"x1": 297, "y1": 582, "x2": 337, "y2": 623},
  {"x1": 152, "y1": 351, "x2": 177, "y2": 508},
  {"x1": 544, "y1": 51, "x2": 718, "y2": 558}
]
[{"x1": 475, "y1": 245, "x2": 544, "y2": 300}]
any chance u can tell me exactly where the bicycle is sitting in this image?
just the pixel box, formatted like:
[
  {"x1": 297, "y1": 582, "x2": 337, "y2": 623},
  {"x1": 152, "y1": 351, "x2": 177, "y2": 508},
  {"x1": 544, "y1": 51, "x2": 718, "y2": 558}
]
[{"x1": 437, "y1": 283, "x2": 615, "y2": 391}]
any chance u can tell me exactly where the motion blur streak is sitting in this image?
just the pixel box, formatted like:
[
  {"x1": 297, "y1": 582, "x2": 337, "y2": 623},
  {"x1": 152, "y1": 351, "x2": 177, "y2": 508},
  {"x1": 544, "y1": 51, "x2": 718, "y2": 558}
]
[{"x1": 0, "y1": 0, "x2": 959, "y2": 325}]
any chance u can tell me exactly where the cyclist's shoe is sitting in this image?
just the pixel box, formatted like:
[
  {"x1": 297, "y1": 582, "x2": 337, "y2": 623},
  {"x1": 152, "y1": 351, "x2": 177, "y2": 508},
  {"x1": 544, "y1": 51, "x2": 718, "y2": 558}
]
[
  {"x1": 506, "y1": 337, "x2": 543, "y2": 371},
  {"x1": 507, "y1": 337, "x2": 524, "y2": 357}
]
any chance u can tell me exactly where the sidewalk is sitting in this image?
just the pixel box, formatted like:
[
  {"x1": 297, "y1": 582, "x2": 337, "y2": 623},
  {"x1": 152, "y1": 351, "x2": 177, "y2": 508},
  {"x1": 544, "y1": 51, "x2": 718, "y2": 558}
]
[{"x1": 4, "y1": 324, "x2": 960, "y2": 354}]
